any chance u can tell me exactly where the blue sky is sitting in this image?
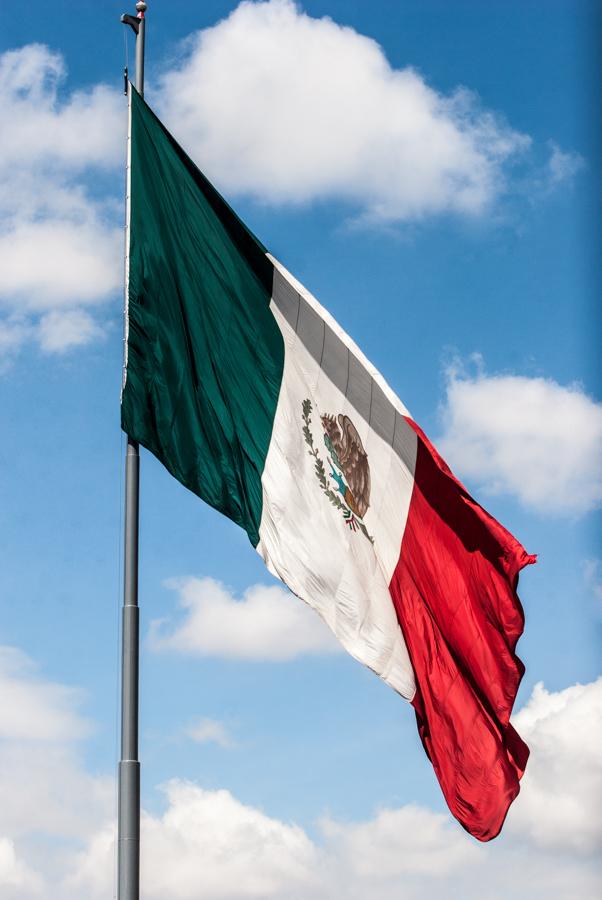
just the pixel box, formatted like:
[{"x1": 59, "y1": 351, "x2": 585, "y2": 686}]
[{"x1": 0, "y1": 1, "x2": 600, "y2": 897}]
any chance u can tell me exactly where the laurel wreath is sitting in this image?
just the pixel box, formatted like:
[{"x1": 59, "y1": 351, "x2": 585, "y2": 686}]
[{"x1": 302, "y1": 399, "x2": 374, "y2": 543}]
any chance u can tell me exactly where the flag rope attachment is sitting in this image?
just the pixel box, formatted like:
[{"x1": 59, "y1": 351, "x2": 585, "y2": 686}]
[
  {"x1": 119, "y1": 3, "x2": 146, "y2": 899},
  {"x1": 122, "y1": 21, "x2": 129, "y2": 95}
]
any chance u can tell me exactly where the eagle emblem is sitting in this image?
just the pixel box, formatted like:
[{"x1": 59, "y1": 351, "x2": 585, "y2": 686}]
[
  {"x1": 321, "y1": 413, "x2": 371, "y2": 518},
  {"x1": 301, "y1": 399, "x2": 373, "y2": 542}
]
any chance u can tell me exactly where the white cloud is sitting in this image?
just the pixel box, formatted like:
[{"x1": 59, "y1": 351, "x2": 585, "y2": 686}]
[
  {"x1": 149, "y1": 577, "x2": 341, "y2": 661},
  {"x1": 0, "y1": 20, "x2": 583, "y2": 370},
  {"x1": 547, "y1": 141, "x2": 584, "y2": 187},
  {"x1": 0, "y1": 220, "x2": 121, "y2": 312},
  {"x1": 437, "y1": 359, "x2": 602, "y2": 516},
  {"x1": 509, "y1": 678, "x2": 602, "y2": 855},
  {"x1": 0, "y1": 742, "x2": 112, "y2": 844},
  {"x1": 65, "y1": 784, "x2": 478, "y2": 899},
  {"x1": 64, "y1": 677, "x2": 602, "y2": 900},
  {"x1": 0, "y1": 648, "x2": 112, "y2": 844},
  {"x1": 0, "y1": 655, "x2": 600, "y2": 899},
  {"x1": 66, "y1": 678, "x2": 602, "y2": 899},
  {"x1": 65, "y1": 782, "x2": 319, "y2": 900},
  {"x1": 185, "y1": 717, "x2": 234, "y2": 748},
  {"x1": 0, "y1": 838, "x2": 40, "y2": 894},
  {"x1": 145, "y1": 782, "x2": 318, "y2": 899},
  {"x1": 0, "y1": 645, "x2": 114, "y2": 898},
  {"x1": 37, "y1": 309, "x2": 104, "y2": 354},
  {"x1": 320, "y1": 804, "x2": 476, "y2": 880},
  {"x1": 0, "y1": 646, "x2": 91, "y2": 742},
  {"x1": 0, "y1": 45, "x2": 122, "y2": 172},
  {"x1": 0, "y1": 316, "x2": 32, "y2": 371},
  {"x1": 59, "y1": 824, "x2": 115, "y2": 899},
  {"x1": 0, "y1": 44, "x2": 123, "y2": 362},
  {"x1": 157, "y1": 0, "x2": 531, "y2": 223}
]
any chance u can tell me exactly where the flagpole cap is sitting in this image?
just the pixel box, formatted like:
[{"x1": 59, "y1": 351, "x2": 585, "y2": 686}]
[{"x1": 136, "y1": 1, "x2": 147, "y2": 16}]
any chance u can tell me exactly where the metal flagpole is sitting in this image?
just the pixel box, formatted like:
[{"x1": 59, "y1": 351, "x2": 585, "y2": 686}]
[{"x1": 119, "y1": 3, "x2": 146, "y2": 899}]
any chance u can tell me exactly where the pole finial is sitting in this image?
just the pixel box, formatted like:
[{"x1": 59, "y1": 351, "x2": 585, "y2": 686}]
[{"x1": 136, "y1": 1, "x2": 147, "y2": 16}]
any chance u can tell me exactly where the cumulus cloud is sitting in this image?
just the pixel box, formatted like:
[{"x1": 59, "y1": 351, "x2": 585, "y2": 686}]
[
  {"x1": 61, "y1": 676, "x2": 602, "y2": 900},
  {"x1": 437, "y1": 359, "x2": 602, "y2": 516},
  {"x1": 509, "y1": 677, "x2": 602, "y2": 855},
  {"x1": 320, "y1": 804, "x2": 476, "y2": 881},
  {"x1": 156, "y1": 0, "x2": 532, "y2": 222},
  {"x1": 0, "y1": 838, "x2": 40, "y2": 895},
  {"x1": 185, "y1": 717, "x2": 235, "y2": 748},
  {"x1": 0, "y1": 647, "x2": 112, "y2": 843},
  {"x1": 65, "y1": 782, "x2": 319, "y2": 900},
  {"x1": 0, "y1": 220, "x2": 121, "y2": 312},
  {"x1": 37, "y1": 309, "x2": 104, "y2": 354},
  {"x1": 0, "y1": 44, "x2": 123, "y2": 362},
  {"x1": 62, "y1": 672, "x2": 602, "y2": 900},
  {"x1": 0, "y1": 316, "x2": 32, "y2": 372},
  {"x1": 0, "y1": 653, "x2": 601, "y2": 899},
  {"x1": 66, "y1": 784, "x2": 475, "y2": 899},
  {"x1": 0, "y1": 645, "x2": 91, "y2": 742},
  {"x1": 145, "y1": 782, "x2": 318, "y2": 898},
  {"x1": 0, "y1": 742, "x2": 113, "y2": 850},
  {"x1": 149, "y1": 576, "x2": 341, "y2": 660},
  {"x1": 0, "y1": 13, "x2": 583, "y2": 368},
  {"x1": 546, "y1": 141, "x2": 584, "y2": 187},
  {"x1": 0, "y1": 45, "x2": 122, "y2": 171},
  {"x1": 0, "y1": 645, "x2": 113, "y2": 897}
]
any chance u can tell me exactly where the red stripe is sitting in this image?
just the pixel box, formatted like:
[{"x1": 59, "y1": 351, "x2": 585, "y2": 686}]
[{"x1": 389, "y1": 419, "x2": 536, "y2": 841}]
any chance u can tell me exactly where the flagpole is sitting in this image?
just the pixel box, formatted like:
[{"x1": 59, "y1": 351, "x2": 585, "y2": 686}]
[{"x1": 119, "y1": 4, "x2": 146, "y2": 899}]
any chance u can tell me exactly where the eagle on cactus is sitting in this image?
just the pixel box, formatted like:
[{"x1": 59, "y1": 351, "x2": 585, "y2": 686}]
[{"x1": 321, "y1": 413, "x2": 371, "y2": 519}]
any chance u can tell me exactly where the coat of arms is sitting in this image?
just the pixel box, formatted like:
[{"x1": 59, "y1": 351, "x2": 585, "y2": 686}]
[{"x1": 302, "y1": 399, "x2": 373, "y2": 543}]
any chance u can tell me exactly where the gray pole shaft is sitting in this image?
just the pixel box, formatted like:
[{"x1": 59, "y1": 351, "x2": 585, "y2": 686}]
[
  {"x1": 119, "y1": 7, "x2": 146, "y2": 900},
  {"x1": 118, "y1": 439, "x2": 140, "y2": 900},
  {"x1": 135, "y1": 14, "x2": 145, "y2": 96}
]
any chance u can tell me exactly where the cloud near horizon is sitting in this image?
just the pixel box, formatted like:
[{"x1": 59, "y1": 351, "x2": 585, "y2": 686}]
[
  {"x1": 67, "y1": 770, "x2": 602, "y2": 899},
  {"x1": 510, "y1": 677, "x2": 602, "y2": 855},
  {"x1": 0, "y1": 641, "x2": 600, "y2": 898},
  {"x1": 0, "y1": 645, "x2": 113, "y2": 898}
]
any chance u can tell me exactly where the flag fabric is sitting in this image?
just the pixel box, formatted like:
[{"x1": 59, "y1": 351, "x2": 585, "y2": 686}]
[{"x1": 121, "y1": 85, "x2": 536, "y2": 841}]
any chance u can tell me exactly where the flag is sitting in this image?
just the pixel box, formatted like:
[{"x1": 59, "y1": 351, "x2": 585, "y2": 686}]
[{"x1": 121, "y1": 85, "x2": 536, "y2": 841}]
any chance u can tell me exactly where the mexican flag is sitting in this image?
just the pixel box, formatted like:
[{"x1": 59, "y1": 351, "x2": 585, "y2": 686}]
[{"x1": 122, "y1": 86, "x2": 536, "y2": 841}]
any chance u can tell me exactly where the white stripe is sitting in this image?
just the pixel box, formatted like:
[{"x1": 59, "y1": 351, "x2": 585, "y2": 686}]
[
  {"x1": 257, "y1": 259, "x2": 417, "y2": 701},
  {"x1": 268, "y1": 254, "x2": 413, "y2": 421}
]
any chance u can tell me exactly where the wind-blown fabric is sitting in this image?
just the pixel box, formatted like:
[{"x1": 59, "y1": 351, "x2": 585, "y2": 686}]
[{"x1": 121, "y1": 85, "x2": 536, "y2": 841}]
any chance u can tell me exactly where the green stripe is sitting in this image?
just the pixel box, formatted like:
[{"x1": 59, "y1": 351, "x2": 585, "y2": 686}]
[{"x1": 121, "y1": 87, "x2": 284, "y2": 546}]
